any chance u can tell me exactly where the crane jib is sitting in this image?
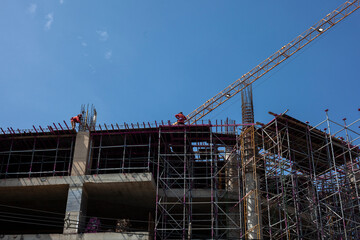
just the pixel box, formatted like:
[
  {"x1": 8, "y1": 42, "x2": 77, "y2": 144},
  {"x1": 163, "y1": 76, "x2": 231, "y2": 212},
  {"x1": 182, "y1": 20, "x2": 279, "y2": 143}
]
[{"x1": 186, "y1": 0, "x2": 360, "y2": 124}]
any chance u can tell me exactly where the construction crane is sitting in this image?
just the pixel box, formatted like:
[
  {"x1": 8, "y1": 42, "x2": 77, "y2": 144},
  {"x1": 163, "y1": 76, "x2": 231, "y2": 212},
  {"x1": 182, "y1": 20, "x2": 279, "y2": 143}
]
[
  {"x1": 181, "y1": 1, "x2": 359, "y2": 239},
  {"x1": 185, "y1": 0, "x2": 360, "y2": 125}
]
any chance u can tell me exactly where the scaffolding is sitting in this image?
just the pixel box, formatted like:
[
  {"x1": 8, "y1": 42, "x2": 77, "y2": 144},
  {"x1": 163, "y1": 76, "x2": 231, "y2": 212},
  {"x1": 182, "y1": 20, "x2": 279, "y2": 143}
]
[
  {"x1": 258, "y1": 111, "x2": 360, "y2": 239},
  {"x1": 154, "y1": 123, "x2": 243, "y2": 239},
  {"x1": 153, "y1": 111, "x2": 360, "y2": 239}
]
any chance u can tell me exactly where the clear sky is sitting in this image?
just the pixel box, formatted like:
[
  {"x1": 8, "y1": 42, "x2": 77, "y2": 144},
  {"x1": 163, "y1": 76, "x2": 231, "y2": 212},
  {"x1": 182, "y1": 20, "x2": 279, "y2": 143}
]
[{"x1": 0, "y1": 0, "x2": 359, "y2": 130}]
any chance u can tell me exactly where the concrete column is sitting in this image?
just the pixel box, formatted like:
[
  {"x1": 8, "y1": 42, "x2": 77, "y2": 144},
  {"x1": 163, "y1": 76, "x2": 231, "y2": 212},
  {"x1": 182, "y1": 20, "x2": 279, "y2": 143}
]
[
  {"x1": 242, "y1": 131, "x2": 263, "y2": 240},
  {"x1": 71, "y1": 132, "x2": 90, "y2": 176},
  {"x1": 244, "y1": 171, "x2": 262, "y2": 239},
  {"x1": 63, "y1": 184, "x2": 88, "y2": 234},
  {"x1": 226, "y1": 150, "x2": 239, "y2": 192},
  {"x1": 65, "y1": 131, "x2": 90, "y2": 233}
]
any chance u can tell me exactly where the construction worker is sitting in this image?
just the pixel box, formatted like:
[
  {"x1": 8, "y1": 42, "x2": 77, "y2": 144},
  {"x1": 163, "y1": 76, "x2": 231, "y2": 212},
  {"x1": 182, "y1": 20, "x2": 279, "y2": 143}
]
[
  {"x1": 175, "y1": 112, "x2": 187, "y2": 125},
  {"x1": 71, "y1": 114, "x2": 82, "y2": 130}
]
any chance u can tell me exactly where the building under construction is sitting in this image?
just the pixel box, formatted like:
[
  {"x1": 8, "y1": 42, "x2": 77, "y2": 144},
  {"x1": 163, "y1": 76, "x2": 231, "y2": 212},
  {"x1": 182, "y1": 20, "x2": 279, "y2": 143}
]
[
  {"x1": 0, "y1": 109, "x2": 359, "y2": 239},
  {"x1": 1, "y1": 1, "x2": 359, "y2": 239}
]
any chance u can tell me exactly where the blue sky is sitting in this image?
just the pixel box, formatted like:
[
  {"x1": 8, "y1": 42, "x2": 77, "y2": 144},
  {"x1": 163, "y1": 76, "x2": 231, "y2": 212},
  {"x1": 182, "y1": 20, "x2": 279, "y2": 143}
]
[{"x1": 0, "y1": 0, "x2": 359, "y2": 130}]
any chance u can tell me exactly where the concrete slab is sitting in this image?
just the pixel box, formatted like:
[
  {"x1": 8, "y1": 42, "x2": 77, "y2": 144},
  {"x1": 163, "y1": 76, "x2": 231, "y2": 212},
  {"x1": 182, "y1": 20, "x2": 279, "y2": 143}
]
[
  {"x1": 0, "y1": 173, "x2": 154, "y2": 188},
  {"x1": 159, "y1": 188, "x2": 238, "y2": 199},
  {"x1": 1, "y1": 232, "x2": 149, "y2": 240}
]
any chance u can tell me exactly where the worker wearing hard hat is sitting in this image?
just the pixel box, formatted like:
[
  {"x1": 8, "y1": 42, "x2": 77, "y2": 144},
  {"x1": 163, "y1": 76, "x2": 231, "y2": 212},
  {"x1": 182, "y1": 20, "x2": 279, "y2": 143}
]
[
  {"x1": 71, "y1": 114, "x2": 82, "y2": 130},
  {"x1": 175, "y1": 112, "x2": 187, "y2": 125}
]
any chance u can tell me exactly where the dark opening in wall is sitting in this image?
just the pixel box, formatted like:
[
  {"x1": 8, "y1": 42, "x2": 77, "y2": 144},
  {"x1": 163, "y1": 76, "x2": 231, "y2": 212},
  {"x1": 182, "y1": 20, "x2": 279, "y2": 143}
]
[
  {"x1": 0, "y1": 184, "x2": 68, "y2": 234},
  {"x1": 83, "y1": 181, "x2": 155, "y2": 234}
]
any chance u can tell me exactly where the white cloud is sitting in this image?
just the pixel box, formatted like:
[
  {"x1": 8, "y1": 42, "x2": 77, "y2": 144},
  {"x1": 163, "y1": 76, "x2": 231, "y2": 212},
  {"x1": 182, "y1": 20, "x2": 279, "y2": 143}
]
[
  {"x1": 89, "y1": 64, "x2": 96, "y2": 74},
  {"x1": 96, "y1": 30, "x2": 109, "y2": 41},
  {"x1": 105, "y1": 50, "x2": 112, "y2": 60},
  {"x1": 27, "y1": 3, "x2": 37, "y2": 15},
  {"x1": 45, "y1": 13, "x2": 54, "y2": 30},
  {"x1": 60, "y1": 0, "x2": 64, "y2": 4},
  {"x1": 81, "y1": 42, "x2": 87, "y2": 47}
]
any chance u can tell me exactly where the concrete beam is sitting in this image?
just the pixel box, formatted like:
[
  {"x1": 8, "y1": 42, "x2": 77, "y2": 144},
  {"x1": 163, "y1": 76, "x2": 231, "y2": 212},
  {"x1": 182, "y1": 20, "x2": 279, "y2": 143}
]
[{"x1": 0, "y1": 173, "x2": 154, "y2": 188}]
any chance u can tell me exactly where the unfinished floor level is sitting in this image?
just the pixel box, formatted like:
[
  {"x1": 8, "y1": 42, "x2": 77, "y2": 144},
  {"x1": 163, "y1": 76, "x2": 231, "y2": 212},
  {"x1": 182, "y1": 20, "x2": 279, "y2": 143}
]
[{"x1": 0, "y1": 112, "x2": 359, "y2": 239}]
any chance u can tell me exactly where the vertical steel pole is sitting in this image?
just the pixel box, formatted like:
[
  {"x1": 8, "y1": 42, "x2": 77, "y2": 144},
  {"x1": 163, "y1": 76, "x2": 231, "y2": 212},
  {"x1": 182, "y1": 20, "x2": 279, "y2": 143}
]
[
  {"x1": 285, "y1": 121, "x2": 301, "y2": 237},
  {"x1": 86, "y1": 137, "x2": 93, "y2": 175},
  {"x1": 210, "y1": 128, "x2": 214, "y2": 239},
  {"x1": 148, "y1": 135, "x2": 151, "y2": 172},
  {"x1": 343, "y1": 118, "x2": 360, "y2": 239},
  {"x1": 306, "y1": 124, "x2": 324, "y2": 239},
  {"x1": 343, "y1": 119, "x2": 360, "y2": 212},
  {"x1": 68, "y1": 137, "x2": 75, "y2": 175},
  {"x1": 183, "y1": 128, "x2": 187, "y2": 240},
  {"x1": 155, "y1": 127, "x2": 162, "y2": 240},
  {"x1": 122, "y1": 135, "x2": 127, "y2": 173},
  {"x1": 274, "y1": 119, "x2": 289, "y2": 240},
  {"x1": 53, "y1": 137, "x2": 60, "y2": 176},
  {"x1": 29, "y1": 138, "x2": 36, "y2": 178},
  {"x1": 5, "y1": 139, "x2": 13, "y2": 179},
  {"x1": 325, "y1": 111, "x2": 348, "y2": 239},
  {"x1": 261, "y1": 129, "x2": 273, "y2": 239},
  {"x1": 96, "y1": 135, "x2": 102, "y2": 174}
]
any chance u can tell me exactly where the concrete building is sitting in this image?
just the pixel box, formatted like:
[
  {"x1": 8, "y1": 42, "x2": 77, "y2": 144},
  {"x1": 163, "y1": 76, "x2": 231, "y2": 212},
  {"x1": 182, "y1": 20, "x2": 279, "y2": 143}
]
[{"x1": 0, "y1": 112, "x2": 359, "y2": 239}]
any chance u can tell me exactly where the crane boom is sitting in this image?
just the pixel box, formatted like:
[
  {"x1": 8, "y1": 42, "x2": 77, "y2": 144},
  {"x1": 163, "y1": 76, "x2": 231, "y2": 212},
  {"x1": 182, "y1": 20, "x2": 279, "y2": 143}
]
[{"x1": 186, "y1": 0, "x2": 360, "y2": 124}]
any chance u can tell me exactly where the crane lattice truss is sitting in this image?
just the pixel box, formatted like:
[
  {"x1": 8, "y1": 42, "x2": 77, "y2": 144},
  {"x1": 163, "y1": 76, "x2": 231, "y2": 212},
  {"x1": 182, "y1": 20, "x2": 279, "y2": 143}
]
[{"x1": 186, "y1": 0, "x2": 360, "y2": 124}]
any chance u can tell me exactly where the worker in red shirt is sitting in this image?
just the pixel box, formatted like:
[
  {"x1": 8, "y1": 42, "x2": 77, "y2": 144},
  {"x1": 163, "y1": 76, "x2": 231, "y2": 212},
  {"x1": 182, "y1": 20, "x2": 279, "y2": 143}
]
[
  {"x1": 175, "y1": 112, "x2": 187, "y2": 125},
  {"x1": 71, "y1": 114, "x2": 82, "y2": 130}
]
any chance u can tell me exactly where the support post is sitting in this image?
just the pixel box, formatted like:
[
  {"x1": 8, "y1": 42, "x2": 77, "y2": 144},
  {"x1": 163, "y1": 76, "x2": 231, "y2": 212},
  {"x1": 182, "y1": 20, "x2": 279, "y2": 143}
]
[{"x1": 63, "y1": 184, "x2": 88, "y2": 234}]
